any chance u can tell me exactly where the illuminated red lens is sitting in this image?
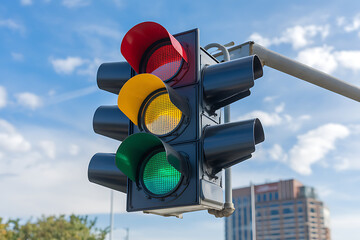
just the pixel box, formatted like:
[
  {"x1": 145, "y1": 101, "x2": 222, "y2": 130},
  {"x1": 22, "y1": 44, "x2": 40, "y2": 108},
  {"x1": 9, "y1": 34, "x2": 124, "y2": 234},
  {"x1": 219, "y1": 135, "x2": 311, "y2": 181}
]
[{"x1": 146, "y1": 45, "x2": 183, "y2": 81}]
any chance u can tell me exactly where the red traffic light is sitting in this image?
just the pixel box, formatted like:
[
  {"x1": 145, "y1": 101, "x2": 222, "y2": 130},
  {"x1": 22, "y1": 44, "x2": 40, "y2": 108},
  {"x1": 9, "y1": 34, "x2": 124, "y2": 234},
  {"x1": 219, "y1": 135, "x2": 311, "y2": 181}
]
[{"x1": 121, "y1": 21, "x2": 188, "y2": 81}]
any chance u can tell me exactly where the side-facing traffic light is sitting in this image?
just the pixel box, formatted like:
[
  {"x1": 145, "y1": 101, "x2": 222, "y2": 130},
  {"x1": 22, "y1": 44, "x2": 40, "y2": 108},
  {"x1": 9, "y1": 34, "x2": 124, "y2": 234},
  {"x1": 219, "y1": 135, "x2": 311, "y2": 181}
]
[
  {"x1": 88, "y1": 62, "x2": 133, "y2": 193},
  {"x1": 88, "y1": 21, "x2": 265, "y2": 218}
]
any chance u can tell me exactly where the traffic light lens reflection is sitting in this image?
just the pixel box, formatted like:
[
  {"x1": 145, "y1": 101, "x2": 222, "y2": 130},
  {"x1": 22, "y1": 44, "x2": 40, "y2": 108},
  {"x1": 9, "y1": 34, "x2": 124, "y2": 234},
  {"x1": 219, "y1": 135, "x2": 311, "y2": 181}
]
[
  {"x1": 144, "y1": 93, "x2": 182, "y2": 135},
  {"x1": 142, "y1": 151, "x2": 181, "y2": 196},
  {"x1": 146, "y1": 45, "x2": 182, "y2": 81}
]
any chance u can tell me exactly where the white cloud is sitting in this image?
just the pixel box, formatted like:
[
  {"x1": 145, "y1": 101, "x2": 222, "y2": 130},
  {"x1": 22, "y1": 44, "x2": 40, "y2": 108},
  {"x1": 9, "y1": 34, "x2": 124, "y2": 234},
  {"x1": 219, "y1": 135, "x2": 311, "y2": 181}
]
[
  {"x1": 0, "y1": 119, "x2": 31, "y2": 152},
  {"x1": 77, "y1": 58, "x2": 102, "y2": 76},
  {"x1": 20, "y1": 0, "x2": 33, "y2": 5},
  {"x1": 333, "y1": 157, "x2": 352, "y2": 171},
  {"x1": 263, "y1": 96, "x2": 279, "y2": 102},
  {"x1": 331, "y1": 125, "x2": 360, "y2": 171},
  {"x1": 50, "y1": 56, "x2": 103, "y2": 77},
  {"x1": 0, "y1": 86, "x2": 7, "y2": 108},
  {"x1": 11, "y1": 52, "x2": 24, "y2": 61},
  {"x1": 238, "y1": 103, "x2": 285, "y2": 127},
  {"x1": 80, "y1": 25, "x2": 122, "y2": 40},
  {"x1": 113, "y1": 0, "x2": 124, "y2": 8},
  {"x1": 50, "y1": 56, "x2": 85, "y2": 74},
  {"x1": 69, "y1": 144, "x2": 79, "y2": 156},
  {"x1": 288, "y1": 124, "x2": 350, "y2": 175},
  {"x1": 275, "y1": 102, "x2": 285, "y2": 113},
  {"x1": 280, "y1": 25, "x2": 329, "y2": 49},
  {"x1": 268, "y1": 144, "x2": 287, "y2": 162},
  {"x1": 48, "y1": 89, "x2": 56, "y2": 96},
  {"x1": 47, "y1": 86, "x2": 97, "y2": 105},
  {"x1": 0, "y1": 121, "x2": 122, "y2": 217},
  {"x1": 249, "y1": 33, "x2": 272, "y2": 48},
  {"x1": 237, "y1": 103, "x2": 310, "y2": 130},
  {"x1": 231, "y1": 168, "x2": 289, "y2": 189},
  {"x1": 316, "y1": 185, "x2": 334, "y2": 198},
  {"x1": 39, "y1": 140, "x2": 56, "y2": 159},
  {"x1": 343, "y1": 14, "x2": 360, "y2": 32},
  {"x1": 250, "y1": 16, "x2": 360, "y2": 74},
  {"x1": 0, "y1": 19, "x2": 25, "y2": 34},
  {"x1": 296, "y1": 45, "x2": 338, "y2": 74},
  {"x1": 332, "y1": 213, "x2": 360, "y2": 240},
  {"x1": 250, "y1": 24, "x2": 329, "y2": 49},
  {"x1": 334, "y1": 50, "x2": 360, "y2": 72},
  {"x1": 296, "y1": 46, "x2": 360, "y2": 73},
  {"x1": 337, "y1": 16, "x2": 346, "y2": 27},
  {"x1": 62, "y1": 0, "x2": 90, "y2": 8},
  {"x1": 241, "y1": 110, "x2": 283, "y2": 126},
  {"x1": 15, "y1": 92, "x2": 43, "y2": 110}
]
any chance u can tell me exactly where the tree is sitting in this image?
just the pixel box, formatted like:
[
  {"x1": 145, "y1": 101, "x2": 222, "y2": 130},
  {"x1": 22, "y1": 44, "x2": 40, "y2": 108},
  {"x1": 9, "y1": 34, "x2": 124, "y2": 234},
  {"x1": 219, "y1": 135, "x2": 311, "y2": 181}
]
[{"x1": 0, "y1": 215, "x2": 109, "y2": 240}]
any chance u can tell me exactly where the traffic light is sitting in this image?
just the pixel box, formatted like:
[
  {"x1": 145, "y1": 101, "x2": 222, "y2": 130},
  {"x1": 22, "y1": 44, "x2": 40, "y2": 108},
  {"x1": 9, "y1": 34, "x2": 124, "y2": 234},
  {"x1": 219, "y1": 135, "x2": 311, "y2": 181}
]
[
  {"x1": 88, "y1": 21, "x2": 265, "y2": 218},
  {"x1": 88, "y1": 61, "x2": 133, "y2": 193}
]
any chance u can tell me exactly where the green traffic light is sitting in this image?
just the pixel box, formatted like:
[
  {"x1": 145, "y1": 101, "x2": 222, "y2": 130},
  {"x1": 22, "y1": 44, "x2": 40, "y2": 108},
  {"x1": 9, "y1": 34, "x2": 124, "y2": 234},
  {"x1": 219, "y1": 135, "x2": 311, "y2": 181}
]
[{"x1": 142, "y1": 151, "x2": 181, "y2": 196}]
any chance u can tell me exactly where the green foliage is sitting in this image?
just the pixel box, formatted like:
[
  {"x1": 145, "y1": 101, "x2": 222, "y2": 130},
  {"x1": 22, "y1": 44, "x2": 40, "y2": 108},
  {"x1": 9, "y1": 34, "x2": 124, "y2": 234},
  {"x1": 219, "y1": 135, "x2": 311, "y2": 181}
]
[{"x1": 0, "y1": 215, "x2": 109, "y2": 240}]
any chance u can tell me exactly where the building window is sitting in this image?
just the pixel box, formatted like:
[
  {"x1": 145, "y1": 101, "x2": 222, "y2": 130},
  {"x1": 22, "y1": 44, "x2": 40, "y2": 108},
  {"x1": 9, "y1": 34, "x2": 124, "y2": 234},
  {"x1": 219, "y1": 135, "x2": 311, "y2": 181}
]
[
  {"x1": 271, "y1": 233, "x2": 280, "y2": 236},
  {"x1": 283, "y1": 208, "x2": 294, "y2": 214},
  {"x1": 282, "y1": 202, "x2": 294, "y2": 206},
  {"x1": 257, "y1": 194, "x2": 261, "y2": 202},
  {"x1": 256, "y1": 211, "x2": 261, "y2": 217},
  {"x1": 263, "y1": 193, "x2": 267, "y2": 201},
  {"x1": 269, "y1": 192, "x2": 273, "y2": 201},
  {"x1": 298, "y1": 207, "x2": 303, "y2": 212},
  {"x1": 274, "y1": 192, "x2": 279, "y2": 200},
  {"x1": 270, "y1": 210, "x2": 279, "y2": 215},
  {"x1": 310, "y1": 208, "x2": 316, "y2": 213},
  {"x1": 270, "y1": 221, "x2": 280, "y2": 226}
]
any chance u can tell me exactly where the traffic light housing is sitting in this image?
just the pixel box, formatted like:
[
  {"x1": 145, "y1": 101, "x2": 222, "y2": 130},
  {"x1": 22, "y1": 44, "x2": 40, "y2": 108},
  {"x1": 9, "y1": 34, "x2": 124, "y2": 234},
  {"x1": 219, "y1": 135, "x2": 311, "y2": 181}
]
[{"x1": 88, "y1": 22, "x2": 265, "y2": 217}]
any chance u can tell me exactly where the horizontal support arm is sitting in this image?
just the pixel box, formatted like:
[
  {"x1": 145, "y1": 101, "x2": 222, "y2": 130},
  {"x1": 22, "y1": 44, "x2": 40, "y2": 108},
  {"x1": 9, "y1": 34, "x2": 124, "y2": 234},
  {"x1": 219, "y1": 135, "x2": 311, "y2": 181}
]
[{"x1": 213, "y1": 41, "x2": 360, "y2": 102}]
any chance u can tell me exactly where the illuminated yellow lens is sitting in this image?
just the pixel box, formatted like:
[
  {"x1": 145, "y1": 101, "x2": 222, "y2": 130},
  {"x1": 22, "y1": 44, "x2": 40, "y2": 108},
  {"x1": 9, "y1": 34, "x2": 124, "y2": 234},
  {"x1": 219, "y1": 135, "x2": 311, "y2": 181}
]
[{"x1": 144, "y1": 93, "x2": 182, "y2": 135}]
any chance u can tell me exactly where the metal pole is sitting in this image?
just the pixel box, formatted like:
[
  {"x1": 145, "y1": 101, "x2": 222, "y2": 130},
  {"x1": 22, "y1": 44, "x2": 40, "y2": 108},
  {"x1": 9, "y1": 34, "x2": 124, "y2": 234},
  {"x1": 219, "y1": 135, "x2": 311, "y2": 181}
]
[
  {"x1": 125, "y1": 228, "x2": 129, "y2": 240},
  {"x1": 250, "y1": 183, "x2": 256, "y2": 240},
  {"x1": 224, "y1": 105, "x2": 231, "y2": 205},
  {"x1": 251, "y1": 43, "x2": 360, "y2": 102},
  {"x1": 214, "y1": 41, "x2": 360, "y2": 102},
  {"x1": 110, "y1": 190, "x2": 114, "y2": 240}
]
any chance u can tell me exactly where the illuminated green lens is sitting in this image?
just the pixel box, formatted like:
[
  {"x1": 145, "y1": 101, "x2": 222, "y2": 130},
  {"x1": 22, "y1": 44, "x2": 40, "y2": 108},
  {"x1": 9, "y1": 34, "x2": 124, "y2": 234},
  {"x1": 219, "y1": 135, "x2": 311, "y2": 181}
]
[{"x1": 142, "y1": 152, "x2": 181, "y2": 196}]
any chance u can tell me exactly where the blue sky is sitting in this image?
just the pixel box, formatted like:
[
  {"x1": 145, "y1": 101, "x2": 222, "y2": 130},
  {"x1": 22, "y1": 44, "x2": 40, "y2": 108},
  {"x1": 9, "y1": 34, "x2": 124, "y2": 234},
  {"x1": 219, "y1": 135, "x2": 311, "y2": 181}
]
[{"x1": 1, "y1": 0, "x2": 360, "y2": 239}]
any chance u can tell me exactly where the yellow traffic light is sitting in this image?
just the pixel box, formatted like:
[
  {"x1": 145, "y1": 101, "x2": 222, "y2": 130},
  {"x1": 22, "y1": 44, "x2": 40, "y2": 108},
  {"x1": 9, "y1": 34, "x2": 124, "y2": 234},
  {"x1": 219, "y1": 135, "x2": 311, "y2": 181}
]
[{"x1": 142, "y1": 91, "x2": 182, "y2": 135}]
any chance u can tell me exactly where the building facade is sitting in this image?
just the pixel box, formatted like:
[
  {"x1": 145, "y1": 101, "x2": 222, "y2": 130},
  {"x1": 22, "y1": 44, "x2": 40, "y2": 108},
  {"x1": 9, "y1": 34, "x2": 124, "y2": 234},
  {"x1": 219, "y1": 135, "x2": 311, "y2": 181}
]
[{"x1": 225, "y1": 179, "x2": 331, "y2": 240}]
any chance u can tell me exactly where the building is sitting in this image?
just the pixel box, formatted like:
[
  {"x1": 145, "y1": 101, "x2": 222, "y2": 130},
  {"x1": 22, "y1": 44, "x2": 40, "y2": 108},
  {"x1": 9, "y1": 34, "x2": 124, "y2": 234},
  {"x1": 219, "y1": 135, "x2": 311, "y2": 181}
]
[{"x1": 225, "y1": 179, "x2": 331, "y2": 240}]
